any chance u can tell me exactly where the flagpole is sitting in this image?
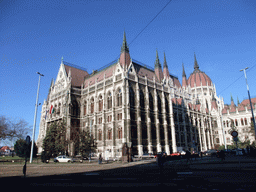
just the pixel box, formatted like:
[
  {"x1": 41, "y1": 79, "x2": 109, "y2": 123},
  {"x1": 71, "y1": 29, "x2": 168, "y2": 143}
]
[{"x1": 30, "y1": 72, "x2": 44, "y2": 163}]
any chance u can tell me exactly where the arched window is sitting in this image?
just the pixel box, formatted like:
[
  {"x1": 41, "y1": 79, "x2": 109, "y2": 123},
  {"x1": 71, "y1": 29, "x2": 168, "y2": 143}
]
[
  {"x1": 107, "y1": 129, "x2": 112, "y2": 140},
  {"x1": 241, "y1": 118, "x2": 244, "y2": 126},
  {"x1": 149, "y1": 92, "x2": 153, "y2": 111},
  {"x1": 98, "y1": 130, "x2": 102, "y2": 141},
  {"x1": 84, "y1": 101, "x2": 87, "y2": 116},
  {"x1": 90, "y1": 97, "x2": 94, "y2": 114},
  {"x1": 98, "y1": 95, "x2": 103, "y2": 112},
  {"x1": 165, "y1": 94, "x2": 169, "y2": 114},
  {"x1": 116, "y1": 89, "x2": 122, "y2": 107},
  {"x1": 118, "y1": 128, "x2": 122, "y2": 139},
  {"x1": 129, "y1": 87, "x2": 135, "y2": 108},
  {"x1": 140, "y1": 90, "x2": 145, "y2": 109},
  {"x1": 107, "y1": 92, "x2": 112, "y2": 109},
  {"x1": 157, "y1": 93, "x2": 162, "y2": 112},
  {"x1": 244, "y1": 118, "x2": 248, "y2": 125}
]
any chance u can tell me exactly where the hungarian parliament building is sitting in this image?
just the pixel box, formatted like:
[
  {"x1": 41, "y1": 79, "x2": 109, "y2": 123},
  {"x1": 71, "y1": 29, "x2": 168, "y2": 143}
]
[{"x1": 36, "y1": 33, "x2": 256, "y2": 158}]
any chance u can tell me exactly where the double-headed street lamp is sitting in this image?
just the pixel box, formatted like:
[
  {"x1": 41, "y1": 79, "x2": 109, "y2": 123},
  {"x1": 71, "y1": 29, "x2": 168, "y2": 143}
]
[
  {"x1": 240, "y1": 67, "x2": 256, "y2": 138},
  {"x1": 30, "y1": 72, "x2": 44, "y2": 163}
]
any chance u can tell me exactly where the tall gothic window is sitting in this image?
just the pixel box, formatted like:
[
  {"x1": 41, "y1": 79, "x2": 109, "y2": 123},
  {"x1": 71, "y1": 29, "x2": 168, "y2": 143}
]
[
  {"x1": 117, "y1": 88, "x2": 122, "y2": 107},
  {"x1": 244, "y1": 118, "x2": 248, "y2": 125},
  {"x1": 98, "y1": 95, "x2": 103, "y2": 112},
  {"x1": 107, "y1": 92, "x2": 112, "y2": 109},
  {"x1": 98, "y1": 130, "x2": 102, "y2": 141},
  {"x1": 165, "y1": 94, "x2": 169, "y2": 114},
  {"x1": 90, "y1": 97, "x2": 94, "y2": 114},
  {"x1": 140, "y1": 90, "x2": 145, "y2": 109},
  {"x1": 157, "y1": 93, "x2": 162, "y2": 112},
  {"x1": 118, "y1": 128, "x2": 122, "y2": 139},
  {"x1": 107, "y1": 129, "x2": 112, "y2": 140},
  {"x1": 84, "y1": 101, "x2": 87, "y2": 116},
  {"x1": 241, "y1": 118, "x2": 244, "y2": 126},
  {"x1": 149, "y1": 92, "x2": 153, "y2": 111},
  {"x1": 129, "y1": 87, "x2": 135, "y2": 108}
]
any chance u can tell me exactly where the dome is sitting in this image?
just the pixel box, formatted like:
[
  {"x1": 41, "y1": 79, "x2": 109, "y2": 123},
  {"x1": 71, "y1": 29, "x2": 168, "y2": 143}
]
[
  {"x1": 187, "y1": 70, "x2": 212, "y2": 88},
  {"x1": 187, "y1": 54, "x2": 212, "y2": 88}
]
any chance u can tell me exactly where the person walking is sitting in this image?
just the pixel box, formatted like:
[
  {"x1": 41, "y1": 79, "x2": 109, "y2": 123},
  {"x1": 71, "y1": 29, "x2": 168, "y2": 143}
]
[
  {"x1": 98, "y1": 153, "x2": 102, "y2": 164},
  {"x1": 185, "y1": 150, "x2": 192, "y2": 164}
]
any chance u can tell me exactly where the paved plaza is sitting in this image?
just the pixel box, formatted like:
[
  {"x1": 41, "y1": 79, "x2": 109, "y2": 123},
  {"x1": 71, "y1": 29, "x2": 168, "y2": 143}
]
[{"x1": 1, "y1": 156, "x2": 256, "y2": 189}]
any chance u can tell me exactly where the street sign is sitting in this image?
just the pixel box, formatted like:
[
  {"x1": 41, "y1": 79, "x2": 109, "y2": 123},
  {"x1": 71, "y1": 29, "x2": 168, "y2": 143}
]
[
  {"x1": 233, "y1": 137, "x2": 239, "y2": 142},
  {"x1": 231, "y1": 131, "x2": 238, "y2": 138}
]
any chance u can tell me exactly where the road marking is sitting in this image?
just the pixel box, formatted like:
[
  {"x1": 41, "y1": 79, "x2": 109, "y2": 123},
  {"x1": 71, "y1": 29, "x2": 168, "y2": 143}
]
[
  {"x1": 177, "y1": 172, "x2": 193, "y2": 175},
  {"x1": 84, "y1": 172, "x2": 100, "y2": 175}
]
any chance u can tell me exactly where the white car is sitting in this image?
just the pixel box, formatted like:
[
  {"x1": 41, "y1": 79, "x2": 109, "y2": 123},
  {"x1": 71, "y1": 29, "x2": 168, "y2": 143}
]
[{"x1": 54, "y1": 155, "x2": 73, "y2": 163}]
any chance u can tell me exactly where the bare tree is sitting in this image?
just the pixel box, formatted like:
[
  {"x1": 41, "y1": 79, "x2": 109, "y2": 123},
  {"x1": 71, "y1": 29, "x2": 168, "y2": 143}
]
[{"x1": 0, "y1": 115, "x2": 32, "y2": 141}]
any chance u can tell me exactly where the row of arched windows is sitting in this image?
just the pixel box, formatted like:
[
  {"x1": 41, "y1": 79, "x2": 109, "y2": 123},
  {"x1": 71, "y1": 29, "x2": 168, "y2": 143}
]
[
  {"x1": 98, "y1": 128, "x2": 122, "y2": 141},
  {"x1": 83, "y1": 89, "x2": 122, "y2": 115}
]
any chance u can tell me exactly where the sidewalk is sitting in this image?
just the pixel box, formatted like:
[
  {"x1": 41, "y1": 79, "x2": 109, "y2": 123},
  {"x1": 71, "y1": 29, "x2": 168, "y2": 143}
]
[{"x1": 166, "y1": 155, "x2": 256, "y2": 172}]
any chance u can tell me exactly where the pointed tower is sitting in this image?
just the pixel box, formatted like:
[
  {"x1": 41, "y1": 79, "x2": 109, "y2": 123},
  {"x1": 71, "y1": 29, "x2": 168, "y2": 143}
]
[
  {"x1": 163, "y1": 52, "x2": 170, "y2": 79},
  {"x1": 182, "y1": 63, "x2": 188, "y2": 87},
  {"x1": 154, "y1": 49, "x2": 163, "y2": 82},
  {"x1": 194, "y1": 52, "x2": 200, "y2": 72},
  {"x1": 119, "y1": 31, "x2": 131, "y2": 70}
]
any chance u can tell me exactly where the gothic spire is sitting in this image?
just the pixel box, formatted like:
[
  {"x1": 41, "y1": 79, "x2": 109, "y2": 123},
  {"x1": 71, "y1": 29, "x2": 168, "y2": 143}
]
[
  {"x1": 119, "y1": 31, "x2": 131, "y2": 69},
  {"x1": 163, "y1": 52, "x2": 168, "y2": 68},
  {"x1": 154, "y1": 49, "x2": 161, "y2": 68},
  {"x1": 163, "y1": 52, "x2": 170, "y2": 78},
  {"x1": 182, "y1": 62, "x2": 186, "y2": 77},
  {"x1": 121, "y1": 30, "x2": 129, "y2": 53},
  {"x1": 182, "y1": 62, "x2": 188, "y2": 87},
  {"x1": 194, "y1": 52, "x2": 199, "y2": 71}
]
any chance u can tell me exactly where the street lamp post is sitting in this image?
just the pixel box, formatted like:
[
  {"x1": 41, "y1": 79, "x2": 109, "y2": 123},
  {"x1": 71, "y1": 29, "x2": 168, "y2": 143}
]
[
  {"x1": 240, "y1": 67, "x2": 256, "y2": 138},
  {"x1": 30, "y1": 72, "x2": 44, "y2": 163}
]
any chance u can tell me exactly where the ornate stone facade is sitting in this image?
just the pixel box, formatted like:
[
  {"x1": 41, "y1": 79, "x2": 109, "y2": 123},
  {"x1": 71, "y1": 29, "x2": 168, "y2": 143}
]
[{"x1": 38, "y1": 32, "x2": 252, "y2": 158}]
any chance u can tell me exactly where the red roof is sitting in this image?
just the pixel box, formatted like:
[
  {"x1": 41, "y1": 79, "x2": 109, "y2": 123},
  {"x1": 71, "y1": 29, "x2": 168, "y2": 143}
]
[
  {"x1": 187, "y1": 71, "x2": 212, "y2": 88},
  {"x1": 0, "y1": 146, "x2": 10, "y2": 152},
  {"x1": 241, "y1": 98, "x2": 256, "y2": 106},
  {"x1": 64, "y1": 65, "x2": 89, "y2": 87}
]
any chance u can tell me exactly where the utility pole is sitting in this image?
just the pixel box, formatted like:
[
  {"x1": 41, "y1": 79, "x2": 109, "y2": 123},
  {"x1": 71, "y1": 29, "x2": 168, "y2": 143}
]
[
  {"x1": 30, "y1": 72, "x2": 44, "y2": 163},
  {"x1": 240, "y1": 67, "x2": 256, "y2": 138}
]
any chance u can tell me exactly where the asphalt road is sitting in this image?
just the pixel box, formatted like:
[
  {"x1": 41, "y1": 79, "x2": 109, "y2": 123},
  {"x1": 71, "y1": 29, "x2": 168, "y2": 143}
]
[{"x1": 1, "y1": 156, "x2": 256, "y2": 190}]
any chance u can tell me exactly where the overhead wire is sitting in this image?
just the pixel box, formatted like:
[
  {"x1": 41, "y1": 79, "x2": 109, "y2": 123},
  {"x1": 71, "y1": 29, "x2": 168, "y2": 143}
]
[
  {"x1": 115, "y1": 0, "x2": 173, "y2": 60},
  {"x1": 218, "y1": 63, "x2": 256, "y2": 95}
]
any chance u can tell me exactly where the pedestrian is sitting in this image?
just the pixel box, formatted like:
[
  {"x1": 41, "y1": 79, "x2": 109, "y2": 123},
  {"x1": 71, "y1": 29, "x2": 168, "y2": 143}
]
[
  {"x1": 185, "y1": 150, "x2": 191, "y2": 164},
  {"x1": 220, "y1": 150, "x2": 225, "y2": 161},
  {"x1": 98, "y1": 153, "x2": 102, "y2": 164}
]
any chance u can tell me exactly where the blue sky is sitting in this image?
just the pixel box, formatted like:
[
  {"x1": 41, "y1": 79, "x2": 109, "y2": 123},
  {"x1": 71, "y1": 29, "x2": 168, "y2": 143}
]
[{"x1": 1, "y1": 0, "x2": 256, "y2": 145}]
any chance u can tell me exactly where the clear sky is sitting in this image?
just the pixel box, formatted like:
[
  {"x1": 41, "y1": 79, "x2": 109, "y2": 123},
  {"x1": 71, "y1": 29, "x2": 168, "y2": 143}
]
[{"x1": 1, "y1": 0, "x2": 256, "y2": 145}]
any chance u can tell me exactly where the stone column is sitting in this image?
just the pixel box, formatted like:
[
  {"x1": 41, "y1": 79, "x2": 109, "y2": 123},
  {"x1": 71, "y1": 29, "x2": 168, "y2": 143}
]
[
  {"x1": 112, "y1": 87, "x2": 116, "y2": 158},
  {"x1": 162, "y1": 91, "x2": 170, "y2": 155},
  {"x1": 201, "y1": 116, "x2": 207, "y2": 151},
  {"x1": 209, "y1": 117, "x2": 214, "y2": 149},
  {"x1": 126, "y1": 79, "x2": 131, "y2": 143},
  {"x1": 197, "y1": 116, "x2": 203, "y2": 152},
  {"x1": 136, "y1": 81, "x2": 143, "y2": 156},
  {"x1": 169, "y1": 93, "x2": 177, "y2": 153},
  {"x1": 145, "y1": 83, "x2": 153, "y2": 154},
  {"x1": 154, "y1": 88, "x2": 161, "y2": 153}
]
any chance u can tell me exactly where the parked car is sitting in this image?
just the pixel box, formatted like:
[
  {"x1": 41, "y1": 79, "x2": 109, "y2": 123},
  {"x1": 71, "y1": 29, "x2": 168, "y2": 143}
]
[
  {"x1": 205, "y1": 149, "x2": 217, "y2": 156},
  {"x1": 179, "y1": 151, "x2": 186, "y2": 155},
  {"x1": 170, "y1": 152, "x2": 181, "y2": 156},
  {"x1": 54, "y1": 155, "x2": 73, "y2": 163}
]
